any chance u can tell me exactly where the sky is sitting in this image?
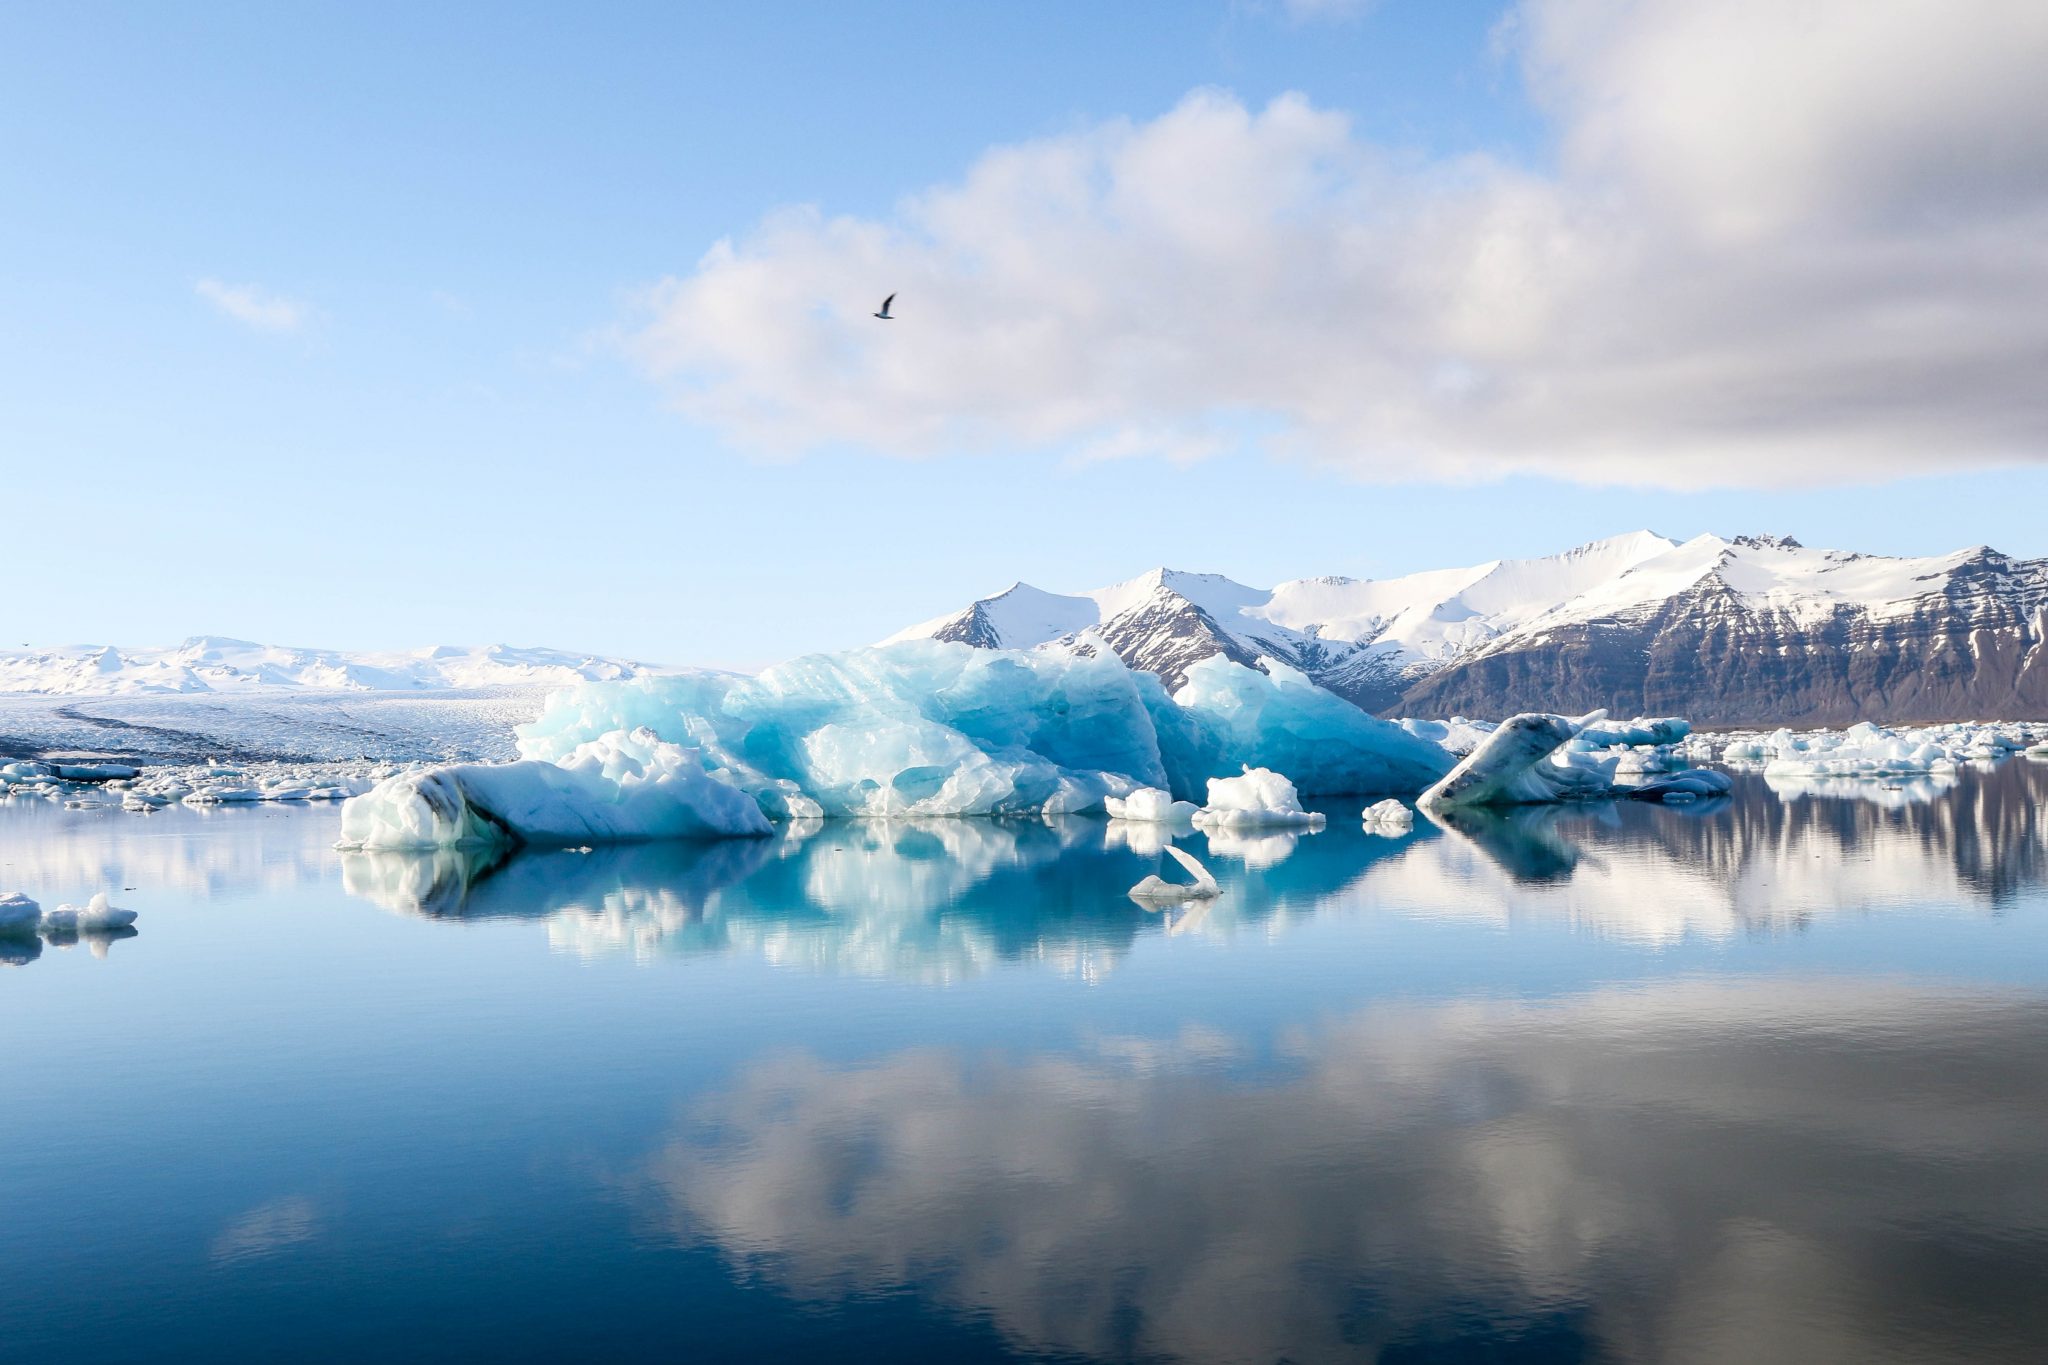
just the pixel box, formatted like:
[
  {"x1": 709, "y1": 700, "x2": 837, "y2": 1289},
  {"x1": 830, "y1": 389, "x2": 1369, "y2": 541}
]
[{"x1": 6, "y1": 0, "x2": 2046, "y2": 668}]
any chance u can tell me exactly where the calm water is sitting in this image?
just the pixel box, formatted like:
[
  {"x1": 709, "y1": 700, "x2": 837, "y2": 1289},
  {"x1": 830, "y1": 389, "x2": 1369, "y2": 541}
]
[{"x1": 4, "y1": 765, "x2": 2048, "y2": 1364}]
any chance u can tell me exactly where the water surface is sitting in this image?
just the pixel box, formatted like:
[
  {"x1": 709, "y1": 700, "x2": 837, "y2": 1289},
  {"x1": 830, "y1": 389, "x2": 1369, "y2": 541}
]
[{"x1": 4, "y1": 764, "x2": 2047, "y2": 1363}]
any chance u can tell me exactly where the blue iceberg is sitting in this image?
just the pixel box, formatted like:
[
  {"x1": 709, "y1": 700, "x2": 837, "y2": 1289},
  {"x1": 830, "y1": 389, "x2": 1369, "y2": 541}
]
[{"x1": 342, "y1": 643, "x2": 1457, "y2": 847}]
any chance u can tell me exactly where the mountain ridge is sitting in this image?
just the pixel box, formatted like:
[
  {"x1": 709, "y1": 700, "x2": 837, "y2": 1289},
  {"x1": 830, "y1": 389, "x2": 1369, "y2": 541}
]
[{"x1": 887, "y1": 533, "x2": 2048, "y2": 724}]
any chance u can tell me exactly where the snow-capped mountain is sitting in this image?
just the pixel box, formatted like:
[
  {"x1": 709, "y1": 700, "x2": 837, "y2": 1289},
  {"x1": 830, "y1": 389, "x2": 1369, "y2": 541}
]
[
  {"x1": 887, "y1": 533, "x2": 2048, "y2": 724},
  {"x1": 0, "y1": 638, "x2": 664, "y2": 697}
]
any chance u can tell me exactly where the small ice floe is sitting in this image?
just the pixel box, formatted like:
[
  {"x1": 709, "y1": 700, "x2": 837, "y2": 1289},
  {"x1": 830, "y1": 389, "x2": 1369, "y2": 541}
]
[
  {"x1": 1128, "y1": 844, "x2": 1221, "y2": 904},
  {"x1": 183, "y1": 785, "x2": 267, "y2": 805},
  {"x1": 1191, "y1": 766, "x2": 1325, "y2": 830},
  {"x1": 38, "y1": 893, "x2": 138, "y2": 936},
  {"x1": 1361, "y1": 798, "x2": 1415, "y2": 833},
  {"x1": 0, "y1": 891, "x2": 42, "y2": 936},
  {"x1": 1103, "y1": 787, "x2": 1200, "y2": 823},
  {"x1": 1624, "y1": 769, "x2": 1734, "y2": 803}
]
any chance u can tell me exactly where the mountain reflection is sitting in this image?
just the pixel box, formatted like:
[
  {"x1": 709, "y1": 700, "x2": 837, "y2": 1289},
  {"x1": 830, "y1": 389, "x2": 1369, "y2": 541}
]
[
  {"x1": 338, "y1": 759, "x2": 2048, "y2": 973},
  {"x1": 640, "y1": 980, "x2": 2048, "y2": 1364}
]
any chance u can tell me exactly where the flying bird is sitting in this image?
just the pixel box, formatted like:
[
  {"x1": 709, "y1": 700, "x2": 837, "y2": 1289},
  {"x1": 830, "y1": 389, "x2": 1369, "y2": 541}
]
[{"x1": 873, "y1": 293, "x2": 895, "y2": 320}]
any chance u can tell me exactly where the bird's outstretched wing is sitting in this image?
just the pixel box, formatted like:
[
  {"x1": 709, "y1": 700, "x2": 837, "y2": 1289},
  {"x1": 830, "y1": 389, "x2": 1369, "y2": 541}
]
[{"x1": 879, "y1": 293, "x2": 895, "y2": 314}]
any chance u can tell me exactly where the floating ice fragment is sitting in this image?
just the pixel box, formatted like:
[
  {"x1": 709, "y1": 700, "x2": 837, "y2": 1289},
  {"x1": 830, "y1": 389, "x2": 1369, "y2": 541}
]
[
  {"x1": 1192, "y1": 766, "x2": 1325, "y2": 830},
  {"x1": 1104, "y1": 787, "x2": 1200, "y2": 822},
  {"x1": 1361, "y1": 798, "x2": 1415, "y2": 832},
  {"x1": 1127, "y1": 844, "x2": 1220, "y2": 903}
]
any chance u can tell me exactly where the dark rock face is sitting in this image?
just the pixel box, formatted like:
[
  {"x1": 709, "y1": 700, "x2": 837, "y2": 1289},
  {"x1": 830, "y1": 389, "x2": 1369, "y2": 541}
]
[
  {"x1": 1399, "y1": 550, "x2": 2048, "y2": 725},
  {"x1": 1082, "y1": 588, "x2": 1265, "y2": 693},
  {"x1": 929, "y1": 603, "x2": 1005, "y2": 650}
]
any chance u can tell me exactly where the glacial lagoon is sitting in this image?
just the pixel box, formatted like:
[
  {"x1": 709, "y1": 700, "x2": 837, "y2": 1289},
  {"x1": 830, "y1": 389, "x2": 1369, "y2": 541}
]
[{"x1": 4, "y1": 763, "x2": 2048, "y2": 1363}]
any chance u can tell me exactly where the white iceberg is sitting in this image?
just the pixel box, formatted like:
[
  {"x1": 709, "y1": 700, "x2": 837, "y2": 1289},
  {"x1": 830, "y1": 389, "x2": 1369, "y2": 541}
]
[
  {"x1": 1104, "y1": 787, "x2": 1200, "y2": 822},
  {"x1": 338, "y1": 727, "x2": 771, "y2": 850},
  {"x1": 1192, "y1": 766, "x2": 1325, "y2": 830},
  {"x1": 73, "y1": 893, "x2": 138, "y2": 931},
  {"x1": 1758, "y1": 722, "x2": 1962, "y2": 778},
  {"x1": 1419, "y1": 712, "x2": 1620, "y2": 810},
  {"x1": 1127, "y1": 844, "x2": 1221, "y2": 903},
  {"x1": 1361, "y1": 798, "x2": 1416, "y2": 832}
]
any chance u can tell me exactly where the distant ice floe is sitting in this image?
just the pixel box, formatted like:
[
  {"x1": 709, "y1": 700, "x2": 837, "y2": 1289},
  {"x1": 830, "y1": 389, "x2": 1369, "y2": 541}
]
[
  {"x1": 4, "y1": 757, "x2": 379, "y2": 810},
  {"x1": 1716, "y1": 721, "x2": 2045, "y2": 777},
  {"x1": 1419, "y1": 712, "x2": 1621, "y2": 809}
]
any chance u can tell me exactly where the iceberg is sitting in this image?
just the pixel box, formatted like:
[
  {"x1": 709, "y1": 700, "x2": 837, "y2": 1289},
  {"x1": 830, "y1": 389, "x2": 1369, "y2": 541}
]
[
  {"x1": 1104, "y1": 787, "x2": 1200, "y2": 822},
  {"x1": 1128, "y1": 844, "x2": 1221, "y2": 904},
  {"x1": 0, "y1": 891, "x2": 41, "y2": 936},
  {"x1": 1192, "y1": 766, "x2": 1325, "y2": 830},
  {"x1": 1164, "y1": 657, "x2": 1453, "y2": 798},
  {"x1": 39, "y1": 892, "x2": 138, "y2": 936},
  {"x1": 338, "y1": 727, "x2": 771, "y2": 850},
  {"x1": 1361, "y1": 798, "x2": 1415, "y2": 832},
  {"x1": 1419, "y1": 712, "x2": 1621, "y2": 809},
  {"x1": 508, "y1": 642, "x2": 1452, "y2": 834}
]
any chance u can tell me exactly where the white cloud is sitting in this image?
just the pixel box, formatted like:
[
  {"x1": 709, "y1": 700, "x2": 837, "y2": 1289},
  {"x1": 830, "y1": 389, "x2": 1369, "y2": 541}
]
[
  {"x1": 628, "y1": 0, "x2": 2048, "y2": 488},
  {"x1": 195, "y1": 277, "x2": 308, "y2": 333}
]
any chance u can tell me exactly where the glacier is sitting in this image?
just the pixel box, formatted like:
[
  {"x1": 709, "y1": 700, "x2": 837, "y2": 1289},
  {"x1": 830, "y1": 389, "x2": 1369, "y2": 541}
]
[{"x1": 336, "y1": 642, "x2": 1453, "y2": 848}]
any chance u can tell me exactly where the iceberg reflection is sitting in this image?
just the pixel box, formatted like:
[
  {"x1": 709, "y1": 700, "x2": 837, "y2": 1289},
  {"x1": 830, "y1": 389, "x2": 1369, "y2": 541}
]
[
  {"x1": 640, "y1": 980, "x2": 2048, "y2": 1364},
  {"x1": 336, "y1": 760, "x2": 2048, "y2": 970}
]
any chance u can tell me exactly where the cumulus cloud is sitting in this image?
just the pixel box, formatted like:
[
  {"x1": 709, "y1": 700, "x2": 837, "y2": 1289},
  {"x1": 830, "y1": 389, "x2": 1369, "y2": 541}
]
[
  {"x1": 628, "y1": 0, "x2": 2048, "y2": 487},
  {"x1": 195, "y1": 277, "x2": 308, "y2": 333}
]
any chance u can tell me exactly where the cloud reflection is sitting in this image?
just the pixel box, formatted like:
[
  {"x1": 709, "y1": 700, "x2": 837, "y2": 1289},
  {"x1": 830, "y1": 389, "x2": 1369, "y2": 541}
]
[{"x1": 640, "y1": 980, "x2": 2048, "y2": 1364}]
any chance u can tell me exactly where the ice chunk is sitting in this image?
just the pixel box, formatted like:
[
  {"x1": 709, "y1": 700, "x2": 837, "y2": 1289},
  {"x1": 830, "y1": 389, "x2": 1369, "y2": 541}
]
[
  {"x1": 1127, "y1": 844, "x2": 1220, "y2": 903},
  {"x1": 337, "y1": 727, "x2": 771, "y2": 849},
  {"x1": 0, "y1": 891, "x2": 41, "y2": 936},
  {"x1": 1192, "y1": 765, "x2": 1325, "y2": 830},
  {"x1": 1361, "y1": 798, "x2": 1415, "y2": 832},
  {"x1": 75, "y1": 892, "x2": 137, "y2": 931},
  {"x1": 1104, "y1": 787, "x2": 1200, "y2": 822},
  {"x1": 1625, "y1": 769, "x2": 1733, "y2": 803},
  {"x1": 1571, "y1": 717, "x2": 1690, "y2": 749},
  {"x1": 1419, "y1": 712, "x2": 1620, "y2": 809}
]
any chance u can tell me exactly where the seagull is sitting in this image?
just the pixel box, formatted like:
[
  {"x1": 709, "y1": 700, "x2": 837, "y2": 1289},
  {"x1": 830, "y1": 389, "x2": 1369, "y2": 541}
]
[{"x1": 872, "y1": 292, "x2": 895, "y2": 320}]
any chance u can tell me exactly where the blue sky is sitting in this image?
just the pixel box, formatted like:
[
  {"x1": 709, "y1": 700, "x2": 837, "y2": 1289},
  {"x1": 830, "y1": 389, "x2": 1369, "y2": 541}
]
[{"x1": 7, "y1": 1, "x2": 2045, "y2": 667}]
